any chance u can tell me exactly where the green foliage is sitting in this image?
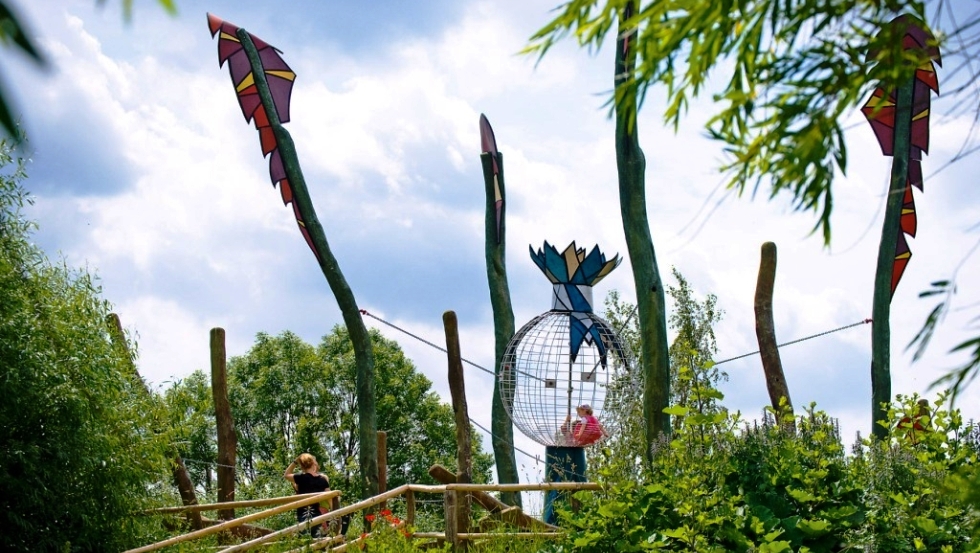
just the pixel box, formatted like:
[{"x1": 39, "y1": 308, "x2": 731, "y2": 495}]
[
  {"x1": 666, "y1": 268, "x2": 726, "y2": 430},
  {"x1": 0, "y1": 140, "x2": 169, "y2": 551},
  {"x1": 525, "y1": 0, "x2": 945, "y2": 245},
  {"x1": 166, "y1": 327, "x2": 494, "y2": 505},
  {"x1": 560, "y1": 393, "x2": 979, "y2": 552},
  {"x1": 164, "y1": 370, "x2": 216, "y2": 492},
  {"x1": 602, "y1": 269, "x2": 724, "y2": 463}
]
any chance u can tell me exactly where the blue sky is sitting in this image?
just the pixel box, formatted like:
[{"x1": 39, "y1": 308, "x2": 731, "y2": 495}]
[{"x1": 10, "y1": 0, "x2": 980, "y2": 489}]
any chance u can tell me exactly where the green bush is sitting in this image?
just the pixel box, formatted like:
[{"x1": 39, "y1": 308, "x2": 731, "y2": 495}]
[
  {"x1": 0, "y1": 141, "x2": 169, "y2": 551},
  {"x1": 562, "y1": 394, "x2": 979, "y2": 552}
]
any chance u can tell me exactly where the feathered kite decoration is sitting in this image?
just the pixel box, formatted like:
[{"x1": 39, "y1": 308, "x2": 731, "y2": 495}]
[
  {"x1": 207, "y1": 13, "x2": 319, "y2": 260},
  {"x1": 862, "y1": 15, "x2": 941, "y2": 296},
  {"x1": 208, "y1": 13, "x2": 383, "y2": 492},
  {"x1": 864, "y1": 14, "x2": 941, "y2": 439},
  {"x1": 480, "y1": 114, "x2": 504, "y2": 244}
]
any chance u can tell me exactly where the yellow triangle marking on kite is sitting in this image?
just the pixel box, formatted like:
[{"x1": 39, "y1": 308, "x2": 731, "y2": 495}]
[
  {"x1": 219, "y1": 32, "x2": 240, "y2": 43},
  {"x1": 865, "y1": 96, "x2": 894, "y2": 108},
  {"x1": 895, "y1": 252, "x2": 911, "y2": 260},
  {"x1": 913, "y1": 108, "x2": 930, "y2": 121},
  {"x1": 236, "y1": 72, "x2": 255, "y2": 92},
  {"x1": 266, "y1": 70, "x2": 296, "y2": 81}
]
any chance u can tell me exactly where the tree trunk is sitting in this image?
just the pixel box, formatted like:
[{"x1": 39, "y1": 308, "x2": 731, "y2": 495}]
[
  {"x1": 210, "y1": 327, "x2": 236, "y2": 523},
  {"x1": 171, "y1": 457, "x2": 205, "y2": 530},
  {"x1": 614, "y1": 1, "x2": 671, "y2": 462},
  {"x1": 753, "y1": 242, "x2": 794, "y2": 423}
]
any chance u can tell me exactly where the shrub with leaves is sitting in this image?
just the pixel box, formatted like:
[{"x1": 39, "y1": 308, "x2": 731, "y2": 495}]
[
  {"x1": 0, "y1": 140, "x2": 169, "y2": 551},
  {"x1": 562, "y1": 390, "x2": 979, "y2": 552}
]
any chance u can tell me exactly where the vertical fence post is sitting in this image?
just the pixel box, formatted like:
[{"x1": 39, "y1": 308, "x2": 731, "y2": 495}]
[
  {"x1": 211, "y1": 328, "x2": 237, "y2": 520},
  {"x1": 406, "y1": 488, "x2": 416, "y2": 528},
  {"x1": 444, "y1": 311, "x2": 471, "y2": 550},
  {"x1": 378, "y1": 431, "x2": 388, "y2": 511},
  {"x1": 444, "y1": 488, "x2": 459, "y2": 550}
]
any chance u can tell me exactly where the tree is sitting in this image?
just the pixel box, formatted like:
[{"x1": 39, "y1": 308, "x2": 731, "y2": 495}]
[
  {"x1": 0, "y1": 140, "x2": 169, "y2": 551},
  {"x1": 665, "y1": 268, "x2": 726, "y2": 430},
  {"x1": 602, "y1": 269, "x2": 724, "y2": 459},
  {"x1": 525, "y1": 0, "x2": 976, "y2": 244},
  {"x1": 169, "y1": 327, "x2": 494, "y2": 503},
  {"x1": 164, "y1": 370, "x2": 217, "y2": 494}
]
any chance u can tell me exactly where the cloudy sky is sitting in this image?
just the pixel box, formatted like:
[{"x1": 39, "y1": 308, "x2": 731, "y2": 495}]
[{"x1": 10, "y1": 0, "x2": 980, "y2": 489}]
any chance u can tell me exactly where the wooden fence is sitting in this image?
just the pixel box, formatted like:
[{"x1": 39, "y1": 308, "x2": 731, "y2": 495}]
[{"x1": 130, "y1": 481, "x2": 600, "y2": 553}]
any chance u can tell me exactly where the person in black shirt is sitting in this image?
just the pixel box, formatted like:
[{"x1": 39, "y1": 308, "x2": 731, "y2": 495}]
[{"x1": 284, "y1": 453, "x2": 330, "y2": 538}]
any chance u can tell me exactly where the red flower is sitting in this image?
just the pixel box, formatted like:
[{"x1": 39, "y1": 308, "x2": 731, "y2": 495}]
[
  {"x1": 365, "y1": 514, "x2": 376, "y2": 522},
  {"x1": 380, "y1": 509, "x2": 392, "y2": 517}
]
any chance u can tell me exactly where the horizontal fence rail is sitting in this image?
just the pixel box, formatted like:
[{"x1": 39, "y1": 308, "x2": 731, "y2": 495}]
[{"x1": 134, "y1": 482, "x2": 601, "y2": 552}]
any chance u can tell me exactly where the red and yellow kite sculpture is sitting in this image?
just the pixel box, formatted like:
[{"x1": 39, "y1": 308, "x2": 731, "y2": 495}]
[
  {"x1": 862, "y1": 16, "x2": 941, "y2": 296},
  {"x1": 207, "y1": 14, "x2": 320, "y2": 260},
  {"x1": 863, "y1": 14, "x2": 941, "y2": 439}
]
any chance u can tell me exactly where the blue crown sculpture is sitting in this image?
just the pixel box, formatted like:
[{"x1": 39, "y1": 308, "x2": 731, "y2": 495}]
[{"x1": 529, "y1": 241, "x2": 622, "y2": 365}]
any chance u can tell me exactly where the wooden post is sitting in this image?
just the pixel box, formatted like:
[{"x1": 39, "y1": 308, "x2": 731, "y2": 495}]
[
  {"x1": 871, "y1": 71, "x2": 916, "y2": 439},
  {"x1": 479, "y1": 119, "x2": 523, "y2": 507},
  {"x1": 444, "y1": 489, "x2": 459, "y2": 550},
  {"x1": 171, "y1": 457, "x2": 205, "y2": 530},
  {"x1": 211, "y1": 328, "x2": 237, "y2": 524},
  {"x1": 443, "y1": 311, "x2": 471, "y2": 549},
  {"x1": 107, "y1": 313, "x2": 203, "y2": 530},
  {"x1": 754, "y1": 242, "x2": 794, "y2": 426},
  {"x1": 378, "y1": 431, "x2": 388, "y2": 511},
  {"x1": 614, "y1": 0, "x2": 672, "y2": 462},
  {"x1": 406, "y1": 488, "x2": 416, "y2": 527}
]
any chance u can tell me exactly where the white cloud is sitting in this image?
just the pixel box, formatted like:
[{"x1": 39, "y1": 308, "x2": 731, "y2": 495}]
[{"x1": 14, "y1": 0, "x2": 980, "y2": 490}]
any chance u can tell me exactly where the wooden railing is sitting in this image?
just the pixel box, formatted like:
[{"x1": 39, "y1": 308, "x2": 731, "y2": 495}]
[{"x1": 132, "y1": 481, "x2": 600, "y2": 552}]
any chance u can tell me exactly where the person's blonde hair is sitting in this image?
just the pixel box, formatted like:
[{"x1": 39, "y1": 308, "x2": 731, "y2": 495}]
[{"x1": 297, "y1": 453, "x2": 317, "y2": 470}]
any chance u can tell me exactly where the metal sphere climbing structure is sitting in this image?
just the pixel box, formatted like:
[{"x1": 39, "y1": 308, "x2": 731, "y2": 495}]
[{"x1": 500, "y1": 241, "x2": 633, "y2": 447}]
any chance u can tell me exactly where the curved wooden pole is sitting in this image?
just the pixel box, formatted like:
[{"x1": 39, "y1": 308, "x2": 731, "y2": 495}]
[
  {"x1": 871, "y1": 74, "x2": 915, "y2": 439},
  {"x1": 479, "y1": 149, "x2": 521, "y2": 507},
  {"x1": 237, "y1": 29, "x2": 378, "y2": 494},
  {"x1": 753, "y1": 243, "x2": 794, "y2": 423},
  {"x1": 614, "y1": 1, "x2": 671, "y2": 461}
]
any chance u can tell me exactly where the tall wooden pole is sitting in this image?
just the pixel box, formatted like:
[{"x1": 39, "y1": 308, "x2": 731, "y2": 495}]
[
  {"x1": 479, "y1": 140, "x2": 521, "y2": 507},
  {"x1": 615, "y1": 0, "x2": 671, "y2": 461},
  {"x1": 753, "y1": 243, "x2": 794, "y2": 423},
  {"x1": 443, "y1": 311, "x2": 471, "y2": 551},
  {"x1": 871, "y1": 75, "x2": 915, "y2": 439},
  {"x1": 210, "y1": 327, "x2": 236, "y2": 523},
  {"x1": 236, "y1": 28, "x2": 378, "y2": 496}
]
